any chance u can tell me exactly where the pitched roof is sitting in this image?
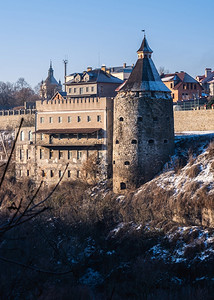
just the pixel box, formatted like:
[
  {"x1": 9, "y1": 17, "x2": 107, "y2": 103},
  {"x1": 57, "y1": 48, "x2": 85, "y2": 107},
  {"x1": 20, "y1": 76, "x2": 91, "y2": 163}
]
[
  {"x1": 137, "y1": 36, "x2": 153, "y2": 53},
  {"x1": 120, "y1": 37, "x2": 170, "y2": 93},
  {"x1": 65, "y1": 69, "x2": 123, "y2": 85}
]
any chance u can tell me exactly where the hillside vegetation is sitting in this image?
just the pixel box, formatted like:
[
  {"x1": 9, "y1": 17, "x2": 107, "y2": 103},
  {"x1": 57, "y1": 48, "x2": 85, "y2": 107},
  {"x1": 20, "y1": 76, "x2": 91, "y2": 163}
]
[{"x1": 0, "y1": 134, "x2": 214, "y2": 299}]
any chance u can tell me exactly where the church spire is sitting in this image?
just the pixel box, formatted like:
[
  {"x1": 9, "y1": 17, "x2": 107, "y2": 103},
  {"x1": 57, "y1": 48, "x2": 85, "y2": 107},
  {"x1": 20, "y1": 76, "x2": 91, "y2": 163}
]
[{"x1": 48, "y1": 60, "x2": 54, "y2": 78}]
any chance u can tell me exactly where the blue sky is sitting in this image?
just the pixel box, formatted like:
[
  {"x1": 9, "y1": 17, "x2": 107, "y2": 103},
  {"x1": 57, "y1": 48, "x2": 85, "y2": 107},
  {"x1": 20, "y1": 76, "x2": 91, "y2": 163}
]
[{"x1": 0, "y1": 0, "x2": 213, "y2": 88}]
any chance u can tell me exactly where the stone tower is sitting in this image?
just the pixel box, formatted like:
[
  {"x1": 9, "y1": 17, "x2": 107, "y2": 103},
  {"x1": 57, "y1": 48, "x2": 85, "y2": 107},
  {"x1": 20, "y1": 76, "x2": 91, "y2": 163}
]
[{"x1": 113, "y1": 36, "x2": 174, "y2": 193}]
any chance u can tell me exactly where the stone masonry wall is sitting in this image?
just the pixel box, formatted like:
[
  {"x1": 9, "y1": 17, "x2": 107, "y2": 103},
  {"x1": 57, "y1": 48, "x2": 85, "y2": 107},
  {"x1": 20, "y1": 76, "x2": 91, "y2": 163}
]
[{"x1": 174, "y1": 110, "x2": 214, "y2": 132}]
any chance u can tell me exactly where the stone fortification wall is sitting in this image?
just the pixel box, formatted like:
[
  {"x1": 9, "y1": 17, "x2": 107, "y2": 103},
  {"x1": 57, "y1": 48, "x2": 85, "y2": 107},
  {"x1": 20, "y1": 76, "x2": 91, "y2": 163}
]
[
  {"x1": 113, "y1": 91, "x2": 174, "y2": 193},
  {"x1": 174, "y1": 109, "x2": 214, "y2": 132},
  {"x1": 0, "y1": 110, "x2": 35, "y2": 130}
]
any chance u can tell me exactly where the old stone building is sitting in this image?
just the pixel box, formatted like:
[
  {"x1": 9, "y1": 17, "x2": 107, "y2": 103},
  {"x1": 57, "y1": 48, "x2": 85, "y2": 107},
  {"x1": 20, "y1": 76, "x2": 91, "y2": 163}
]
[
  {"x1": 65, "y1": 66, "x2": 122, "y2": 98},
  {"x1": 15, "y1": 91, "x2": 113, "y2": 184},
  {"x1": 113, "y1": 36, "x2": 174, "y2": 193}
]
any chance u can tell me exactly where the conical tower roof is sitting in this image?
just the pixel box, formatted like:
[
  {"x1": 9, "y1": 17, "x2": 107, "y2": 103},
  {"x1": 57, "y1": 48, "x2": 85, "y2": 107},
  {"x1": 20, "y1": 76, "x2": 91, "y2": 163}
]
[{"x1": 121, "y1": 36, "x2": 170, "y2": 93}]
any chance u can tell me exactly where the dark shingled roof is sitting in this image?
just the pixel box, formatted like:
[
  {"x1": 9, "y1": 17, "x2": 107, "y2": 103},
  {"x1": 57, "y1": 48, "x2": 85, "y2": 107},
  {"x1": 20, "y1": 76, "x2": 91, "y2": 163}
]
[
  {"x1": 137, "y1": 37, "x2": 153, "y2": 53},
  {"x1": 121, "y1": 37, "x2": 170, "y2": 93},
  {"x1": 121, "y1": 58, "x2": 170, "y2": 92}
]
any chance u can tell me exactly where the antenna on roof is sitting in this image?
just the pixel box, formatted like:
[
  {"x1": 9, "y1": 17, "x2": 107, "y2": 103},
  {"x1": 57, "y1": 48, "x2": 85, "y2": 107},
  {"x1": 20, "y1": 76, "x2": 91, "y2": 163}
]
[{"x1": 63, "y1": 58, "x2": 68, "y2": 92}]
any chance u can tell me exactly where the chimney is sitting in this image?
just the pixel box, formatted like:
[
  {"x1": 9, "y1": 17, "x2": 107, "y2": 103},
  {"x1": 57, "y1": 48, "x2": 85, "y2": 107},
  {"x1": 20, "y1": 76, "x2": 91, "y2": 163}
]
[
  {"x1": 101, "y1": 65, "x2": 106, "y2": 72},
  {"x1": 205, "y1": 68, "x2": 212, "y2": 78},
  {"x1": 87, "y1": 67, "x2": 92, "y2": 72},
  {"x1": 123, "y1": 63, "x2": 126, "y2": 68}
]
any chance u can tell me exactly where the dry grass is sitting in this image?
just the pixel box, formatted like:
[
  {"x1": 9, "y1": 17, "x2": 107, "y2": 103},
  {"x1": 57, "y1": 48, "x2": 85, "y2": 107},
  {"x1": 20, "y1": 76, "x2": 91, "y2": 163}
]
[{"x1": 186, "y1": 164, "x2": 201, "y2": 178}]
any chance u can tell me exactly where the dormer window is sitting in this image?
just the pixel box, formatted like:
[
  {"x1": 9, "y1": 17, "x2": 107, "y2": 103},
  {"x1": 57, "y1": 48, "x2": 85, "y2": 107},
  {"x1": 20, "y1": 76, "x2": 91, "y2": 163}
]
[
  {"x1": 83, "y1": 74, "x2": 89, "y2": 82},
  {"x1": 75, "y1": 74, "x2": 81, "y2": 82}
]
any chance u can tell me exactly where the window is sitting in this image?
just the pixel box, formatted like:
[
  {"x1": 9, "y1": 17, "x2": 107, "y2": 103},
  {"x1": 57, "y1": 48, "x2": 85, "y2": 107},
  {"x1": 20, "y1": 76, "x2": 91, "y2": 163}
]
[
  {"x1": 77, "y1": 151, "x2": 82, "y2": 160},
  {"x1": 170, "y1": 83, "x2": 173, "y2": 88},
  {"x1": 119, "y1": 117, "x2": 124, "y2": 121},
  {"x1": 148, "y1": 139, "x2": 154, "y2": 144},
  {"x1": 131, "y1": 139, "x2": 137, "y2": 144},
  {"x1": 27, "y1": 170, "x2": 29, "y2": 176},
  {"x1": 20, "y1": 149, "x2": 24, "y2": 160},
  {"x1": 20, "y1": 131, "x2": 24, "y2": 141},
  {"x1": 59, "y1": 170, "x2": 62, "y2": 178},
  {"x1": 164, "y1": 139, "x2": 168, "y2": 144},
  {"x1": 69, "y1": 88, "x2": 72, "y2": 93},
  {"x1": 50, "y1": 170, "x2": 54, "y2": 177},
  {"x1": 28, "y1": 131, "x2": 32, "y2": 141},
  {"x1": 40, "y1": 117, "x2": 44, "y2": 123},
  {"x1": 116, "y1": 140, "x2": 119, "y2": 144},
  {"x1": 42, "y1": 170, "x2": 45, "y2": 177},
  {"x1": 77, "y1": 170, "x2": 80, "y2": 178},
  {"x1": 77, "y1": 116, "x2": 81, "y2": 122},
  {"x1": 120, "y1": 182, "x2": 126, "y2": 190},
  {"x1": 59, "y1": 151, "x2": 63, "y2": 159},
  {"x1": 40, "y1": 149, "x2": 43, "y2": 159},
  {"x1": 86, "y1": 87, "x2": 89, "y2": 92},
  {"x1": 49, "y1": 149, "x2": 53, "y2": 159},
  {"x1": 98, "y1": 151, "x2": 103, "y2": 159},
  {"x1": 68, "y1": 170, "x2": 71, "y2": 178},
  {"x1": 138, "y1": 116, "x2": 143, "y2": 122},
  {"x1": 68, "y1": 116, "x2": 71, "y2": 123},
  {"x1": 58, "y1": 116, "x2": 62, "y2": 123},
  {"x1": 26, "y1": 149, "x2": 29, "y2": 159},
  {"x1": 40, "y1": 133, "x2": 44, "y2": 141},
  {"x1": 68, "y1": 150, "x2": 72, "y2": 159},
  {"x1": 124, "y1": 161, "x2": 130, "y2": 165},
  {"x1": 49, "y1": 117, "x2": 53, "y2": 123},
  {"x1": 87, "y1": 116, "x2": 91, "y2": 122},
  {"x1": 74, "y1": 88, "x2": 76, "y2": 93},
  {"x1": 91, "y1": 87, "x2": 94, "y2": 92},
  {"x1": 80, "y1": 87, "x2": 84, "y2": 94},
  {"x1": 97, "y1": 115, "x2": 101, "y2": 122}
]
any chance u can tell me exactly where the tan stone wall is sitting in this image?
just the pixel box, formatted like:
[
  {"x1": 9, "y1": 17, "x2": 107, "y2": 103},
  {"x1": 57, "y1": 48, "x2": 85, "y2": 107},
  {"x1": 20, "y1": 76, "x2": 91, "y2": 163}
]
[
  {"x1": 174, "y1": 109, "x2": 214, "y2": 132},
  {"x1": 0, "y1": 114, "x2": 35, "y2": 130}
]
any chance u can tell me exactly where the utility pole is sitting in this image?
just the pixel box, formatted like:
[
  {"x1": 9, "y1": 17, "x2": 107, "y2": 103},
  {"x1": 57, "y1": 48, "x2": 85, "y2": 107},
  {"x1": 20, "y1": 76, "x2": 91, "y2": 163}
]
[{"x1": 63, "y1": 59, "x2": 68, "y2": 92}]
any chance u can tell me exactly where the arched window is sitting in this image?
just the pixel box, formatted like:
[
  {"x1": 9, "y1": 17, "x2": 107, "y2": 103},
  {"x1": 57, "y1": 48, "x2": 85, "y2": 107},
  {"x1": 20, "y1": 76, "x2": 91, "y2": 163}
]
[
  {"x1": 131, "y1": 139, "x2": 137, "y2": 144},
  {"x1": 119, "y1": 117, "x2": 124, "y2": 121},
  {"x1": 116, "y1": 140, "x2": 119, "y2": 144},
  {"x1": 138, "y1": 116, "x2": 143, "y2": 122},
  {"x1": 124, "y1": 161, "x2": 130, "y2": 165},
  {"x1": 148, "y1": 139, "x2": 154, "y2": 144},
  {"x1": 120, "y1": 182, "x2": 126, "y2": 190}
]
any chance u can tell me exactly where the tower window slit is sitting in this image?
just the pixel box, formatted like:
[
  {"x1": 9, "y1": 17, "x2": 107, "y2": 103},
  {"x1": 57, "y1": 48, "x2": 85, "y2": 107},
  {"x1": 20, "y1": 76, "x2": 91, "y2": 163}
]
[
  {"x1": 119, "y1": 117, "x2": 124, "y2": 121},
  {"x1": 124, "y1": 161, "x2": 130, "y2": 165},
  {"x1": 148, "y1": 139, "x2": 154, "y2": 144},
  {"x1": 116, "y1": 140, "x2": 119, "y2": 144},
  {"x1": 131, "y1": 139, "x2": 137, "y2": 144},
  {"x1": 120, "y1": 182, "x2": 126, "y2": 190}
]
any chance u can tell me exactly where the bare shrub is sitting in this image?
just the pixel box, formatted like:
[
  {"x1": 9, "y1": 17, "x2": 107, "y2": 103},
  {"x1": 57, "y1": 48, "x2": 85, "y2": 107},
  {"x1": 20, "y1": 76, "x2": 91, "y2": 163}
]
[
  {"x1": 186, "y1": 164, "x2": 201, "y2": 178},
  {"x1": 80, "y1": 153, "x2": 102, "y2": 185},
  {"x1": 207, "y1": 141, "x2": 214, "y2": 157}
]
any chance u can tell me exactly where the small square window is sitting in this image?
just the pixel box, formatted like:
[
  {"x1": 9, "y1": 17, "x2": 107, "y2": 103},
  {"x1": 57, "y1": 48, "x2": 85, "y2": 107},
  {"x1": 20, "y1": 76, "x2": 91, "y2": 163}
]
[
  {"x1": 97, "y1": 115, "x2": 101, "y2": 122},
  {"x1": 77, "y1": 116, "x2": 81, "y2": 122},
  {"x1": 40, "y1": 117, "x2": 44, "y2": 123},
  {"x1": 58, "y1": 116, "x2": 62, "y2": 123},
  {"x1": 68, "y1": 150, "x2": 72, "y2": 159},
  {"x1": 49, "y1": 117, "x2": 53, "y2": 123},
  {"x1": 87, "y1": 116, "x2": 91, "y2": 122},
  {"x1": 68, "y1": 116, "x2": 71, "y2": 123}
]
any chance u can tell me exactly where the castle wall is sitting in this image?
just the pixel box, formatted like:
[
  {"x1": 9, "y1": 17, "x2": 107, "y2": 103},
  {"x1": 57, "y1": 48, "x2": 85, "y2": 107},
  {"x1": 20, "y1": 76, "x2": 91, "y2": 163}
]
[
  {"x1": 113, "y1": 91, "x2": 174, "y2": 193},
  {"x1": 174, "y1": 109, "x2": 214, "y2": 132}
]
